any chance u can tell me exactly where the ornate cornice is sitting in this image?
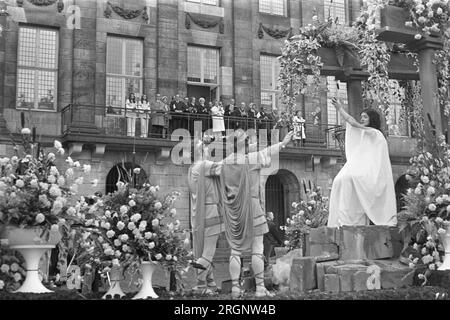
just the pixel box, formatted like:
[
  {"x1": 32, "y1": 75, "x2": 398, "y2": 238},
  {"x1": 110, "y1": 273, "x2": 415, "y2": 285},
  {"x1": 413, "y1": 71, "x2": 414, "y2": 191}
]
[
  {"x1": 258, "y1": 23, "x2": 292, "y2": 39},
  {"x1": 16, "y1": 0, "x2": 64, "y2": 12},
  {"x1": 104, "y1": 1, "x2": 149, "y2": 23},
  {"x1": 185, "y1": 13, "x2": 224, "y2": 34}
]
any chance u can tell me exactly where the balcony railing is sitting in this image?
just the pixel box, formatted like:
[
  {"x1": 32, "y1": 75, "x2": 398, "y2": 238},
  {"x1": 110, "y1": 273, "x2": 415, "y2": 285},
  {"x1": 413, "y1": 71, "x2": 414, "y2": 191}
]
[{"x1": 61, "y1": 104, "x2": 343, "y2": 150}]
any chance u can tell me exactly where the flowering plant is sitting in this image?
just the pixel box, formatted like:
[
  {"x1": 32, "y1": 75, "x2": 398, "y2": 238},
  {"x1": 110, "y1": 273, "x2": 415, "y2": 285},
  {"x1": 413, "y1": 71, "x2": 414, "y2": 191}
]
[
  {"x1": 281, "y1": 186, "x2": 329, "y2": 251},
  {"x1": 76, "y1": 178, "x2": 192, "y2": 278},
  {"x1": 278, "y1": 16, "x2": 359, "y2": 115},
  {"x1": 397, "y1": 119, "x2": 449, "y2": 273},
  {"x1": 0, "y1": 242, "x2": 26, "y2": 292},
  {"x1": 0, "y1": 128, "x2": 91, "y2": 241}
]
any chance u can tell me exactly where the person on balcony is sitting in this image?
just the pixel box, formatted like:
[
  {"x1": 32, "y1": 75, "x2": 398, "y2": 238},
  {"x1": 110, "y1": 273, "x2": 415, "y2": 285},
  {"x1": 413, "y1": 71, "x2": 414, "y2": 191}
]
[
  {"x1": 292, "y1": 110, "x2": 306, "y2": 147},
  {"x1": 187, "y1": 97, "x2": 198, "y2": 137},
  {"x1": 125, "y1": 92, "x2": 137, "y2": 137},
  {"x1": 211, "y1": 100, "x2": 225, "y2": 140},
  {"x1": 257, "y1": 106, "x2": 270, "y2": 141},
  {"x1": 236, "y1": 102, "x2": 248, "y2": 130},
  {"x1": 196, "y1": 97, "x2": 209, "y2": 133},
  {"x1": 327, "y1": 97, "x2": 397, "y2": 228},
  {"x1": 247, "y1": 103, "x2": 258, "y2": 130},
  {"x1": 161, "y1": 95, "x2": 170, "y2": 138},
  {"x1": 137, "y1": 94, "x2": 150, "y2": 138},
  {"x1": 274, "y1": 111, "x2": 290, "y2": 143},
  {"x1": 224, "y1": 98, "x2": 236, "y2": 130},
  {"x1": 170, "y1": 94, "x2": 187, "y2": 132},
  {"x1": 150, "y1": 94, "x2": 164, "y2": 138}
]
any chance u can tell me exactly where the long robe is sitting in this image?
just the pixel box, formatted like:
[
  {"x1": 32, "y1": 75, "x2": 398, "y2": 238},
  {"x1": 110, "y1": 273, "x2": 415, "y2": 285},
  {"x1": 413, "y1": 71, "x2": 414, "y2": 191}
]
[
  {"x1": 220, "y1": 149, "x2": 271, "y2": 252},
  {"x1": 188, "y1": 161, "x2": 224, "y2": 259},
  {"x1": 327, "y1": 122, "x2": 397, "y2": 227}
]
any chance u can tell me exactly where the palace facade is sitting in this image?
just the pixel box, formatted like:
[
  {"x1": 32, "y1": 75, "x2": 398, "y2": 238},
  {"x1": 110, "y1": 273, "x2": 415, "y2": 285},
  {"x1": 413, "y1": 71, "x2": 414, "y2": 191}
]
[{"x1": 0, "y1": 0, "x2": 416, "y2": 246}]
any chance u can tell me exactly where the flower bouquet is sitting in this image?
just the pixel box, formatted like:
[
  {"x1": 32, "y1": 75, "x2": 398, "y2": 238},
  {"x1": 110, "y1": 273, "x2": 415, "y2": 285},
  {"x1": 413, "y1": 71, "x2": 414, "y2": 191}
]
[
  {"x1": 0, "y1": 128, "x2": 91, "y2": 293},
  {"x1": 77, "y1": 176, "x2": 192, "y2": 299},
  {"x1": 398, "y1": 122, "x2": 450, "y2": 274},
  {"x1": 281, "y1": 185, "x2": 329, "y2": 251},
  {"x1": 0, "y1": 241, "x2": 26, "y2": 292}
]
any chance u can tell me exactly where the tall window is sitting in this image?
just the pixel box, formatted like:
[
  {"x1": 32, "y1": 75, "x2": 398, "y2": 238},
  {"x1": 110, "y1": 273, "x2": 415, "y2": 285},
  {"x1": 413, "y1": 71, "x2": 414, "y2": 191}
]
[
  {"x1": 186, "y1": 0, "x2": 218, "y2": 5},
  {"x1": 106, "y1": 36, "x2": 143, "y2": 114},
  {"x1": 387, "y1": 80, "x2": 410, "y2": 137},
  {"x1": 324, "y1": 0, "x2": 347, "y2": 24},
  {"x1": 17, "y1": 26, "x2": 58, "y2": 111},
  {"x1": 259, "y1": 0, "x2": 286, "y2": 16},
  {"x1": 326, "y1": 76, "x2": 348, "y2": 125},
  {"x1": 187, "y1": 46, "x2": 219, "y2": 85},
  {"x1": 260, "y1": 54, "x2": 280, "y2": 110}
]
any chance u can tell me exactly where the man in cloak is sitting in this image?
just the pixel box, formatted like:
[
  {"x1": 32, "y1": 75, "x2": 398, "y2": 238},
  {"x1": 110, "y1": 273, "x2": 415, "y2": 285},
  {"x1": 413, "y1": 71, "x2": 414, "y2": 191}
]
[
  {"x1": 220, "y1": 129, "x2": 293, "y2": 298},
  {"x1": 187, "y1": 136, "x2": 224, "y2": 295}
]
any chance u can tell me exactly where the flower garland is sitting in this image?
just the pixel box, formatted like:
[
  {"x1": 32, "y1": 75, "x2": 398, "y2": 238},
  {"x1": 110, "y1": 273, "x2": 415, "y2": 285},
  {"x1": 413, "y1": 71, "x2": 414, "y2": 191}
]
[{"x1": 281, "y1": 185, "x2": 329, "y2": 251}]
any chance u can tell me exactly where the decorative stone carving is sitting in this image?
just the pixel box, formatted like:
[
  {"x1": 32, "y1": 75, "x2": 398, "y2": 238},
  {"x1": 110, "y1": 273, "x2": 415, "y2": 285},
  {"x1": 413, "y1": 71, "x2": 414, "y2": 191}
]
[
  {"x1": 94, "y1": 143, "x2": 106, "y2": 157},
  {"x1": 26, "y1": 0, "x2": 57, "y2": 6},
  {"x1": 68, "y1": 142, "x2": 83, "y2": 155},
  {"x1": 185, "y1": 13, "x2": 224, "y2": 34},
  {"x1": 104, "y1": 1, "x2": 149, "y2": 23},
  {"x1": 258, "y1": 23, "x2": 292, "y2": 39}
]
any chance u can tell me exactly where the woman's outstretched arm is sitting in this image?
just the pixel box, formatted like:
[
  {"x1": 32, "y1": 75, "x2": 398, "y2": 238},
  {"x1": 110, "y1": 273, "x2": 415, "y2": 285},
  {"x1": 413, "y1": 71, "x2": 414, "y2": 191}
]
[{"x1": 331, "y1": 97, "x2": 367, "y2": 130}]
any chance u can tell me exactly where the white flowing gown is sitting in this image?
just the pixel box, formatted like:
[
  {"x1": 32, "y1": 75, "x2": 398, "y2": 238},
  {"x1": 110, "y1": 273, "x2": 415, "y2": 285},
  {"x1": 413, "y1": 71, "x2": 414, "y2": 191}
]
[{"x1": 327, "y1": 122, "x2": 397, "y2": 227}]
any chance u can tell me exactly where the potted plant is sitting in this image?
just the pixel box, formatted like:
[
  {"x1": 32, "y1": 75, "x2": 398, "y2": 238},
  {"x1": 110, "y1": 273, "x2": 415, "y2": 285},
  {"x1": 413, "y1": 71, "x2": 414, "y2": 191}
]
[{"x1": 0, "y1": 128, "x2": 90, "y2": 293}]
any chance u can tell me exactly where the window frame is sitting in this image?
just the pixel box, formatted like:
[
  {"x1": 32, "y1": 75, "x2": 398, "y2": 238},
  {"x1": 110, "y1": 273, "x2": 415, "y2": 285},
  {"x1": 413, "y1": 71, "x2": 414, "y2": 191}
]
[
  {"x1": 16, "y1": 25, "x2": 59, "y2": 112},
  {"x1": 260, "y1": 54, "x2": 281, "y2": 111},
  {"x1": 326, "y1": 76, "x2": 348, "y2": 126},
  {"x1": 323, "y1": 0, "x2": 347, "y2": 25},
  {"x1": 258, "y1": 0, "x2": 287, "y2": 17},
  {"x1": 185, "y1": 0, "x2": 219, "y2": 6},
  {"x1": 187, "y1": 45, "x2": 220, "y2": 89},
  {"x1": 105, "y1": 36, "x2": 144, "y2": 117}
]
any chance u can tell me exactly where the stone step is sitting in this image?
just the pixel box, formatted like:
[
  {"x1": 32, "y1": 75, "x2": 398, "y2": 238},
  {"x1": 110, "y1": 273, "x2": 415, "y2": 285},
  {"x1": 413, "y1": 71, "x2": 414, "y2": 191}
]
[
  {"x1": 288, "y1": 257, "x2": 414, "y2": 294},
  {"x1": 305, "y1": 225, "x2": 404, "y2": 261}
]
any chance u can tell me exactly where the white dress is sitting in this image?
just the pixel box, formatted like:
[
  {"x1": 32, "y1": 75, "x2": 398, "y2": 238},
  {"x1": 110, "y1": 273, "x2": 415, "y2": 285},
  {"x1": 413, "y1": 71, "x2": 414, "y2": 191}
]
[
  {"x1": 211, "y1": 106, "x2": 225, "y2": 132},
  {"x1": 327, "y1": 122, "x2": 397, "y2": 227}
]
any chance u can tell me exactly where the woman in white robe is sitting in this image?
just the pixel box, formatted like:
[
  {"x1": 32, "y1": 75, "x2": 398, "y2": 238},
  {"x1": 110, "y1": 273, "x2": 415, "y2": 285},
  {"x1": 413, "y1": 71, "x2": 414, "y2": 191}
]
[{"x1": 327, "y1": 98, "x2": 397, "y2": 227}]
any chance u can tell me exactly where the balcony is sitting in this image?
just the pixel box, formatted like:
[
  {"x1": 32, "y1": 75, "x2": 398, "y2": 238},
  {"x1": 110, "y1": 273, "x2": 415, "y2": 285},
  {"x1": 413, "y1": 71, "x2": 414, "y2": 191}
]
[{"x1": 60, "y1": 104, "x2": 344, "y2": 161}]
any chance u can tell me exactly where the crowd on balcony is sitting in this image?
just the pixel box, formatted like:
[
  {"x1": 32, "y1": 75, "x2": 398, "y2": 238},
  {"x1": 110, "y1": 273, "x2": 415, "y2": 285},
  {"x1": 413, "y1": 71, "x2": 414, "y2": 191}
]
[{"x1": 119, "y1": 92, "x2": 313, "y2": 146}]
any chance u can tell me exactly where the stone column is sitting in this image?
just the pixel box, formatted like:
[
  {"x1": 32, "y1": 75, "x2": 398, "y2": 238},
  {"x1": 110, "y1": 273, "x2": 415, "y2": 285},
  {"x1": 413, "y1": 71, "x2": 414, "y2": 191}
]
[
  {"x1": 157, "y1": 0, "x2": 179, "y2": 96},
  {"x1": 337, "y1": 69, "x2": 366, "y2": 118},
  {"x1": 409, "y1": 37, "x2": 446, "y2": 138},
  {"x1": 70, "y1": 0, "x2": 99, "y2": 134}
]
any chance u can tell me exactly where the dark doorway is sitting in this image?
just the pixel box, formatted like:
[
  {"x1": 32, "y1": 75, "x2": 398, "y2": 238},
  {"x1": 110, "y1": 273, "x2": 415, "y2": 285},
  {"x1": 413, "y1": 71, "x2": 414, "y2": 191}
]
[
  {"x1": 395, "y1": 174, "x2": 411, "y2": 212},
  {"x1": 187, "y1": 85, "x2": 212, "y2": 104},
  {"x1": 105, "y1": 162, "x2": 148, "y2": 195},
  {"x1": 265, "y1": 174, "x2": 285, "y2": 235}
]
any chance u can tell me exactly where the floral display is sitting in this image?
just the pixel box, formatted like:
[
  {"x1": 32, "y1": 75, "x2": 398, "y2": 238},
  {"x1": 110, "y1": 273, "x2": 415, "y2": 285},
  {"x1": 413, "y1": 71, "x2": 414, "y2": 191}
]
[
  {"x1": 397, "y1": 118, "x2": 449, "y2": 274},
  {"x1": 0, "y1": 242, "x2": 25, "y2": 292},
  {"x1": 281, "y1": 185, "x2": 329, "y2": 251},
  {"x1": 0, "y1": 128, "x2": 91, "y2": 242},
  {"x1": 74, "y1": 176, "x2": 192, "y2": 282},
  {"x1": 278, "y1": 17, "x2": 359, "y2": 115}
]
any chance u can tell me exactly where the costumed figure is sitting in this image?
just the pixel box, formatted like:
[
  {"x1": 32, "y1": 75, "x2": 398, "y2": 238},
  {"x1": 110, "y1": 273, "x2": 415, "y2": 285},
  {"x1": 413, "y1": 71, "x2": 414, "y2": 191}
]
[
  {"x1": 220, "y1": 129, "x2": 293, "y2": 298},
  {"x1": 187, "y1": 136, "x2": 225, "y2": 295},
  {"x1": 327, "y1": 98, "x2": 397, "y2": 227}
]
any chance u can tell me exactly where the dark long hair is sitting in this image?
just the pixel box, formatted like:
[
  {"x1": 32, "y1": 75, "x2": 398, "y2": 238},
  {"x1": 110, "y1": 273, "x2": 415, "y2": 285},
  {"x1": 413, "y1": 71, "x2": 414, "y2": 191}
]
[
  {"x1": 361, "y1": 108, "x2": 381, "y2": 131},
  {"x1": 128, "y1": 92, "x2": 136, "y2": 103}
]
